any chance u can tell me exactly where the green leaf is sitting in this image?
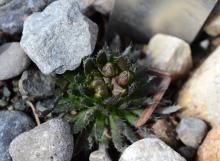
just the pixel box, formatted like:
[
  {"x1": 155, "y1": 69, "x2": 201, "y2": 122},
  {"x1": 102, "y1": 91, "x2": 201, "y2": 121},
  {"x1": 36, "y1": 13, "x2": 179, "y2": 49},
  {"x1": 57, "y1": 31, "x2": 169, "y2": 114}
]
[
  {"x1": 109, "y1": 115, "x2": 126, "y2": 152},
  {"x1": 70, "y1": 109, "x2": 95, "y2": 134},
  {"x1": 117, "y1": 120, "x2": 138, "y2": 143},
  {"x1": 96, "y1": 50, "x2": 107, "y2": 68},
  {"x1": 91, "y1": 111, "x2": 106, "y2": 141},
  {"x1": 83, "y1": 58, "x2": 96, "y2": 75}
]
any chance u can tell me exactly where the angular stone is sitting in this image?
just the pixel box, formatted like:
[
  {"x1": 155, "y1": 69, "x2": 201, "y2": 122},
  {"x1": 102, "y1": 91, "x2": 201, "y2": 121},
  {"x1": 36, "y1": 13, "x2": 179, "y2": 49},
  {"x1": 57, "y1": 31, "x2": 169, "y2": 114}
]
[
  {"x1": 204, "y1": 13, "x2": 220, "y2": 36},
  {"x1": 119, "y1": 138, "x2": 186, "y2": 161},
  {"x1": 178, "y1": 46, "x2": 220, "y2": 126},
  {"x1": 197, "y1": 125, "x2": 220, "y2": 161},
  {"x1": 19, "y1": 69, "x2": 56, "y2": 98},
  {"x1": 0, "y1": 43, "x2": 30, "y2": 80},
  {"x1": 9, "y1": 119, "x2": 74, "y2": 161},
  {"x1": 21, "y1": 0, "x2": 98, "y2": 74},
  {"x1": 0, "y1": 111, "x2": 35, "y2": 161},
  {"x1": 176, "y1": 117, "x2": 208, "y2": 148},
  {"x1": 145, "y1": 34, "x2": 192, "y2": 79}
]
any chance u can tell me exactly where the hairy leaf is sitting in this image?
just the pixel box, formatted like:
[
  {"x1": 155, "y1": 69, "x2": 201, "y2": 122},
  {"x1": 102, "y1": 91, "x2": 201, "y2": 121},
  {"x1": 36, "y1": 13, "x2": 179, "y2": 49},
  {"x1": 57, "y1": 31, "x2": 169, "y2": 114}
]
[
  {"x1": 109, "y1": 116, "x2": 126, "y2": 152},
  {"x1": 91, "y1": 111, "x2": 106, "y2": 141},
  {"x1": 71, "y1": 109, "x2": 95, "y2": 134}
]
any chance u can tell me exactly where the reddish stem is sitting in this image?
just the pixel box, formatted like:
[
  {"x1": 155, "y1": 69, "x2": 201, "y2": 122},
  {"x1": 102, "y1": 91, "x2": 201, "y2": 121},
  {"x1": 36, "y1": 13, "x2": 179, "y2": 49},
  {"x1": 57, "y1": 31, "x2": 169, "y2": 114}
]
[{"x1": 135, "y1": 69, "x2": 171, "y2": 128}]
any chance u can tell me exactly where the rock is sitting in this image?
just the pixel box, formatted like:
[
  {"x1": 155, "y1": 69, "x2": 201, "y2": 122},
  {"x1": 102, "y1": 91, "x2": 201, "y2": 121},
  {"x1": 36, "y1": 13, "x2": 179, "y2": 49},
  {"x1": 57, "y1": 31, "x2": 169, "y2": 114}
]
[
  {"x1": 36, "y1": 97, "x2": 59, "y2": 116},
  {"x1": 144, "y1": 34, "x2": 192, "y2": 79},
  {"x1": 178, "y1": 46, "x2": 220, "y2": 126},
  {"x1": 119, "y1": 138, "x2": 186, "y2": 161},
  {"x1": 27, "y1": 0, "x2": 58, "y2": 12},
  {"x1": 14, "y1": 100, "x2": 27, "y2": 111},
  {"x1": 21, "y1": 0, "x2": 98, "y2": 74},
  {"x1": 0, "y1": 0, "x2": 31, "y2": 34},
  {"x1": 176, "y1": 117, "x2": 208, "y2": 148},
  {"x1": 177, "y1": 146, "x2": 196, "y2": 161},
  {"x1": 152, "y1": 119, "x2": 178, "y2": 147},
  {"x1": 19, "y1": 69, "x2": 56, "y2": 98},
  {"x1": 204, "y1": 13, "x2": 220, "y2": 36},
  {"x1": 197, "y1": 125, "x2": 220, "y2": 161},
  {"x1": 0, "y1": 0, "x2": 60, "y2": 34},
  {"x1": 9, "y1": 119, "x2": 74, "y2": 161},
  {"x1": 89, "y1": 147, "x2": 111, "y2": 161},
  {"x1": 0, "y1": 111, "x2": 35, "y2": 161},
  {"x1": 0, "y1": 43, "x2": 30, "y2": 80}
]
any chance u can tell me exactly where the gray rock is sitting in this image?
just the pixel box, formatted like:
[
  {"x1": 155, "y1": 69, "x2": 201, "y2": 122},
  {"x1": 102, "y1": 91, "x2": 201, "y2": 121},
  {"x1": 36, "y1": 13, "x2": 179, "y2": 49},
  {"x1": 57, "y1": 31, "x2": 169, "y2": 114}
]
[
  {"x1": 28, "y1": 0, "x2": 56, "y2": 12},
  {"x1": 0, "y1": 0, "x2": 59, "y2": 34},
  {"x1": 9, "y1": 119, "x2": 74, "y2": 161},
  {"x1": 20, "y1": 0, "x2": 98, "y2": 74},
  {"x1": 19, "y1": 69, "x2": 56, "y2": 98},
  {"x1": 119, "y1": 138, "x2": 186, "y2": 161},
  {"x1": 0, "y1": 0, "x2": 30, "y2": 34},
  {"x1": 0, "y1": 111, "x2": 35, "y2": 161},
  {"x1": 0, "y1": 43, "x2": 31, "y2": 80},
  {"x1": 176, "y1": 117, "x2": 208, "y2": 148},
  {"x1": 36, "y1": 97, "x2": 59, "y2": 116}
]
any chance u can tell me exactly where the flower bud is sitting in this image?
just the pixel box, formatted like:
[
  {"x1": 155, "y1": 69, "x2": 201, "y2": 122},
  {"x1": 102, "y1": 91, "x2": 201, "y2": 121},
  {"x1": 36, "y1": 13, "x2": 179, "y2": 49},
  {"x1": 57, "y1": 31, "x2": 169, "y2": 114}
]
[
  {"x1": 117, "y1": 71, "x2": 134, "y2": 86},
  {"x1": 91, "y1": 77, "x2": 105, "y2": 88},
  {"x1": 101, "y1": 63, "x2": 117, "y2": 78},
  {"x1": 112, "y1": 85, "x2": 127, "y2": 97},
  {"x1": 95, "y1": 85, "x2": 109, "y2": 98}
]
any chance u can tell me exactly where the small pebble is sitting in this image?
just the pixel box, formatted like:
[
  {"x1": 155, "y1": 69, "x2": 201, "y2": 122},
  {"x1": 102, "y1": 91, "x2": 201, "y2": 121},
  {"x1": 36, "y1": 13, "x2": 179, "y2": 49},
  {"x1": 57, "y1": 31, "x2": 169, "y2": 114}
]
[
  {"x1": 144, "y1": 34, "x2": 192, "y2": 79},
  {"x1": 176, "y1": 117, "x2": 208, "y2": 148}
]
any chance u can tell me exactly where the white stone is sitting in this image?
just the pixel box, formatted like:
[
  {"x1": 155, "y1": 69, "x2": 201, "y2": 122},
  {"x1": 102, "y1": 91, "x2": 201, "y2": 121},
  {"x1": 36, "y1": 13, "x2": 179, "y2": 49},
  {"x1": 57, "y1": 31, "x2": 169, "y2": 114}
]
[
  {"x1": 89, "y1": 149, "x2": 112, "y2": 161},
  {"x1": 145, "y1": 34, "x2": 192, "y2": 79},
  {"x1": 119, "y1": 138, "x2": 186, "y2": 161},
  {"x1": 178, "y1": 46, "x2": 220, "y2": 126}
]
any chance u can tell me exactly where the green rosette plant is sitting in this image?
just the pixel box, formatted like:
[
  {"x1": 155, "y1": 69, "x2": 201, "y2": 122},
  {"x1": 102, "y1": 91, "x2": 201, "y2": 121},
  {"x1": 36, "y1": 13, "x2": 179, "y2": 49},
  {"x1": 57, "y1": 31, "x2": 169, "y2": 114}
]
[{"x1": 55, "y1": 47, "x2": 164, "y2": 152}]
